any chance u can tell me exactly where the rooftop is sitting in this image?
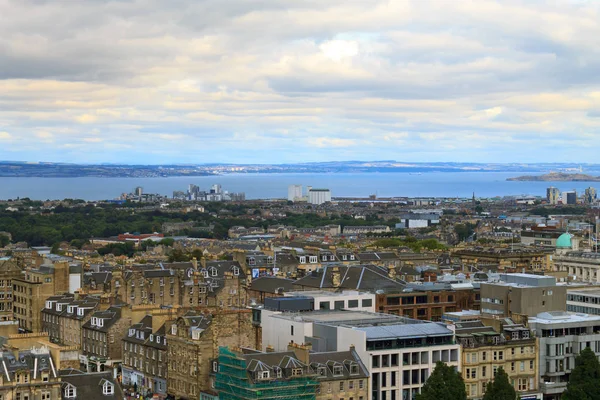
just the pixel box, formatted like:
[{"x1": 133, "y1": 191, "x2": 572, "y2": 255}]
[{"x1": 529, "y1": 311, "x2": 600, "y2": 324}]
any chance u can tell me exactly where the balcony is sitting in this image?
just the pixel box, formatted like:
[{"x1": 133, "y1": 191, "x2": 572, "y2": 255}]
[{"x1": 539, "y1": 380, "x2": 567, "y2": 395}]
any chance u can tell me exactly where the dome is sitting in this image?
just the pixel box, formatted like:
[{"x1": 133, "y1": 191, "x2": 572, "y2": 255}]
[{"x1": 556, "y1": 233, "x2": 573, "y2": 249}]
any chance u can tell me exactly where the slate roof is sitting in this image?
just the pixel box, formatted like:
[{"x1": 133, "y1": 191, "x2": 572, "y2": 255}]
[
  {"x1": 59, "y1": 370, "x2": 124, "y2": 400},
  {"x1": 249, "y1": 277, "x2": 296, "y2": 294},
  {"x1": 293, "y1": 265, "x2": 406, "y2": 292},
  {"x1": 309, "y1": 349, "x2": 369, "y2": 381},
  {"x1": 0, "y1": 350, "x2": 58, "y2": 381},
  {"x1": 82, "y1": 306, "x2": 122, "y2": 333}
]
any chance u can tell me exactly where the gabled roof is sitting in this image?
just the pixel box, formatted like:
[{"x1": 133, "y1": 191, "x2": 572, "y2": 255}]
[{"x1": 59, "y1": 370, "x2": 124, "y2": 400}]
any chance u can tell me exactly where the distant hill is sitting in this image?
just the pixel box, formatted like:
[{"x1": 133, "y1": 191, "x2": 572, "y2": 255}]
[{"x1": 507, "y1": 172, "x2": 600, "y2": 182}]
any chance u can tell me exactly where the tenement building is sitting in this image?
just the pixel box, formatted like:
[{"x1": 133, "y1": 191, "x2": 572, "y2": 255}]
[
  {"x1": 0, "y1": 348, "x2": 62, "y2": 400},
  {"x1": 41, "y1": 293, "x2": 100, "y2": 347},
  {"x1": 121, "y1": 315, "x2": 168, "y2": 398},
  {"x1": 0, "y1": 257, "x2": 22, "y2": 322},
  {"x1": 455, "y1": 320, "x2": 540, "y2": 399}
]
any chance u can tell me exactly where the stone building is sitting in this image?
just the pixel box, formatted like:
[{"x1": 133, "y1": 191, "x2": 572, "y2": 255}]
[
  {"x1": 13, "y1": 260, "x2": 70, "y2": 332},
  {"x1": 453, "y1": 248, "x2": 553, "y2": 273},
  {"x1": 41, "y1": 293, "x2": 100, "y2": 348},
  {"x1": 81, "y1": 305, "x2": 131, "y2": 375},
  {"x1": 121, "y1": 315, "x2": 169, "y2": 398},
  {"x1": 455, "y1": 320, "x2": 540, "y2": 399},
  {"x1": 60, "y1": 369, "x2": 124, "y2": 399},
  {"x1": 0, "y1": 348, "x2": 62, "y2": 400},
  {"x1": 0, "y1": 257, "x2": 22, "y2": 322},
  {"x1": 167, "y1": 309, "x2": 254, "y2": 399}
]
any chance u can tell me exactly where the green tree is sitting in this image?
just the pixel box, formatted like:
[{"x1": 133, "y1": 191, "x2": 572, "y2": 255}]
[
  {"x1": 0, "y1": 234, "x2": 9, "y2": 247},
  {"x1": 483, "y1": 367, "x2": 516, "y2": 400},
  {"x1": 562, "y1": 347, "x2": 600, "y2": 400},
  {"x1": 416, "y1": 361, "x2": 466, "y2": 400}
]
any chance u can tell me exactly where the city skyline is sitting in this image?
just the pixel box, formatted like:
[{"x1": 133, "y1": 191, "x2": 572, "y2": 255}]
[{"x1": 2, "y1": 1, "x2": 600, "y2": 164}]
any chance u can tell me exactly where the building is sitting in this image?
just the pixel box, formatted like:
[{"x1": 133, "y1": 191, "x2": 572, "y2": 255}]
[
  {"x1": 376, "y1": 285, "x2": 480, "y2": 321},
  {"x1": 528, "y1": 311, "x2": 600, "y2": 399},
  {"x1": 455, "y1": 320, "x2": 540, "y2": 399},
  {"x1": 308, "y1": 189, "x2": 332, "y2": 205},
  {"x1": 343, "y1": 226, "x2": 391, "y2": 235},
  {"x1": 216, "y1": 346, "x2": 320, "y2": 400},
  {"x1": 121, "y1": 315, "x2": 168, "y2": 398},
  {"x1": 585, "y1": 187, "x2": 597, "y2": 204},
  {"x1": 554, "y1": 251, "x2": 600, "y2": 283},
  {"x1": 13, "y1": 260, "x2": 70, "y2": 332},
  {"x1": 167, "y1": 309, "x2": 254, "y2": 399},
  {"x1": 0, "y1": 257, "x2": 22, "y2": 322},
  {"x1": 566, "y1": 288, "x2": 600, "y2": 315},
  {"x1": 0, "y1": 348, "x2": 62, "y2": 400},
  {"x1": 41, "y1": 294, "x2": 100, "y2": 347},
  {"x1": 60, "y1": 369, "x2": 124, "y2": 399},
  {"x1": 81, "y1": 306, "x2": 131, "y2": 375},
  {"x1": 259, "y1": 309, "x2": 460, "y2": 400},
  {"x1": 480, "y1": 273, "x2": 566, "y2": 321},
  {"x1": 278, "y1": 290, "x2": 376, "y2": 312},
  {"x1": 562, "y1": 191, "x2": 577, "y2": 205},
  {"x1": 288, "y1": 185, "x2": 303, "y2": 202},
  {"x1": 453, "y1": 248, "x2": 553, "y2": 273},
  {"x1": 396, "y1": 213, "x2": 441, "y2": 229},
  {"x1": 546, "y1": 187, "x2": 561, "y2": 205}
]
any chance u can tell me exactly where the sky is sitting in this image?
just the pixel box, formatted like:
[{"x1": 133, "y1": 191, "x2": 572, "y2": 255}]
[{"x1": 2, "y1": 0, "x2": 600, "y2": 164}]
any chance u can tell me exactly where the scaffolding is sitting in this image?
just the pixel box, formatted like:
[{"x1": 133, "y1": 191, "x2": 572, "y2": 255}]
[{"x1": 215, "y1": 347, "x2": 319, "y2": 400}]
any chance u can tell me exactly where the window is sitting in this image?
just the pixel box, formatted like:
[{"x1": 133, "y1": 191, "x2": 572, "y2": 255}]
[
  {"x1": 339, "y1": 382, "x2": 345, "y2": 391},
  {"x1": 260, "y1": 371, "x2": 270, "y2": 379},
  {"x1": 291, "y1": 326, "x2": 294, "y2": 336},
  {"x1": 359, "y1": 380, "x2": 364, "y2": 389},
  {"x1": 348, "y1": 299, "x2": 359, "y2": 308},
  {"x1": 103, "y1": 382, "x2": 114, "y2": 395},
  {"x1": 362, "y1": 299, "x2": 372, "y2": 307},
  {"x1": 292, "y1": 368, "x2": 303, "y2": 376},
  {"x1": 64, "y1": 384, "x2": 76, "y2": 398}
]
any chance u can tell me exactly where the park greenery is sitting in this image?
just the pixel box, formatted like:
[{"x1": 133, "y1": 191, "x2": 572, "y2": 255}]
[{"x1": 0, "y1": 203, "x2": 400, "y2": 247}]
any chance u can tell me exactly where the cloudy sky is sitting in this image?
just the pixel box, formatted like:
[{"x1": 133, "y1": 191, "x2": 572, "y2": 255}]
[{"x1": 1, "y1": 0, "x2": 600, "y2": 164}]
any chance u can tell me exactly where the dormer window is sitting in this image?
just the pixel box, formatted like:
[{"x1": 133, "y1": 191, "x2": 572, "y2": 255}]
[
  {"x1": 64, "y1": 383, "x2": 76, "y2": 398},
  {"x1": 56, "y1": 304, "x2": 63, "y2": 312},
  {"x1": 102, "y1": 381, "x2": 114, "y2": 395},
  {"x1": 342, "y1": 255, "x2": 347, "y2": 260},
  {"x1": 67, "y1": 306, "x2": 75, "y2": 314},
  {"x1": 45, "y1": 301, "x2": 52, "y2": 309},
  {"x1": 232, "y1": 266, "x2": 240, "y2": 276},
  {"x1": 156, "y1": 335, "x2": 160, "y2": 343},
  {"x1": 350, "y1": 364, "x2": 359, "y2": 375},
  {"x1": 318, "y1": 367, "x2": 327, "y2": 376},
  {"x1": 522, "y1": 331, "x2": 530, "y2": 339},
  {"x1": 299, "y1": 256, "x2": 306, "y2": 264},
  {"x1": 350, "y1": 255, "x2": 355, "y2": 260},
  {"x1": 292, "y1": 368, "x2": 303, "y2": 376},
  {"x1": 210, "y1": 268, "x2": 217, "y2": 277},
  {"x1": 276, "y1": 368, "x2": 282, "y2": 378},
  {"x1": 322, "y1": 255, "x2": 328, "y2": 261},
  {"x1": 309, "y1": 256, "x2": 317, "y2": 263},
  {"x1": 260, "y1": 371, "x2": 270, "y2": 380},
  {"x1": 97, "y1": 319, "x2": 104, "y2": 327},
  {"x1": 202, "y1": 270, "x2": 209, "y2": 278},
  {"x1": 150, "y1": 334, "x2": 154, "y2": 341},
  {"x1": 329, "y1": 255, "x2": 335, "y2": 261},
  {"x1": 128, "y1": 329, "x2": 135, "y2": 337},
  {"x1": 171, "y1": 325, "x2": 177, "y2": 335},
  {"x1": 77, "y1": 308, "x2": 84, "y2": 316},
  {"x1": 333, "y1": 366, "x2": 343, "y2": 376},
  {"x1": 91, "y1": 317, "x2": 97, "y2": 326}
]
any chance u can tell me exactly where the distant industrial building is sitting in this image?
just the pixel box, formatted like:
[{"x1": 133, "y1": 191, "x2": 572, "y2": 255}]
[
  {"x1": 562, "y1": 190, "x2": 577, "y2": 205},
  {"x1": 308, "y1": 188, "x2": 331, "y2": 205},
  {"x1": 288, "y1": 184, "x2": 303, "y2": 202},
  {"x1": 396, "y1": 212, "x2": 441, "y2": 229}
]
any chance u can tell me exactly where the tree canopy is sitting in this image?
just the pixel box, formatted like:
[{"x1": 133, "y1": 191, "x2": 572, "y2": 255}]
[
  {"x1": 562, "y1": 347, "x2": 600, "y2": 400},
  {"x1": 483, "y1": 367, "x2": 516, "y2": 400},
  {"x1": 416, "y1": 362, "x2": 466, "y2": 400}
]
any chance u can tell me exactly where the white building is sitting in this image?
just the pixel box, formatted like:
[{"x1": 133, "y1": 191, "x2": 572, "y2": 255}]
[
  {"x1": 308, "y1": 188, "x2": 332, "y2": 205},
  {"x1": 283, "y1": 290, "x2": 376, "y2": 312},
  {"x1": 529, "y1": 311, "x2": 600, "y2": 400},
  {"x1": 260, "y1": 310, "x2": 460, "y2": 400},
  {"x1": 288, "y1": 185, "x2": 303, "y2": 202}
]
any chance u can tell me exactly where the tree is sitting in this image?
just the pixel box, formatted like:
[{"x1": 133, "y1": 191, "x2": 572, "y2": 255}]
[
  {"x1": 483, "y1": 367, "x2": 516, "y2": 400},
  {"x1": 416, "y1": 361, "x2": 466, "y2": 400},
  {"x1": 562, "y1": 347, "x2": 600, "y2": 400},
  {"x1": 0, "y1": 234, "x2": 9, "y2": 248}
]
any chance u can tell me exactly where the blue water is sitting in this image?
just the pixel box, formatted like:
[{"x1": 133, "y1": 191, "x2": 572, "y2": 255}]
[{"x1": 0, "y1": 172, "x2": 597, "y2": 201}]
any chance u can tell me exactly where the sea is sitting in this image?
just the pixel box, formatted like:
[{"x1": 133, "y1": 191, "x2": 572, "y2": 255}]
[{"x1": 0, "y1": 172, "x2": 598, "y2": 201}]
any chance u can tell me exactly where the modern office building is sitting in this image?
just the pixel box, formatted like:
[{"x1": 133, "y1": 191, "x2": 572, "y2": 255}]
[
  {"x1": 288, "y1": 185, "x2": 303, "y2": 202},
  {"x1": 308, "y1": 189, "x2": 332, "y2": 205},
  {"x1": 566, "y1": 288, "x2": 600, "y2": 315},
  {"x1": 480, "y1": 273, "x2": 566, "y2": 321},
  {"x1": 259, "y1": 309, "x2": 460, "y2": 400},
  {"x1": 546, "y1": 187, "x2": 561, "y2": 205},
  {"x1": 528, "y1": 311, "x2": 600, "y2": 400}
]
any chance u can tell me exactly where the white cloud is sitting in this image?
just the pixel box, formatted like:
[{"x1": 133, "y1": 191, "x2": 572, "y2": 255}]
[{"x1": 0, "y1": 1, "x2": 600, "y2": 163}]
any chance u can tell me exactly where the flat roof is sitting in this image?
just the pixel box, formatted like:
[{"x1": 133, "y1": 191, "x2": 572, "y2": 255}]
[
  {"x1": 567, "y1": 289, "x2": 600, "y2": 297},
  {"x1": 529, "y1": 311, "x2": 600, "y2": 324}
]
